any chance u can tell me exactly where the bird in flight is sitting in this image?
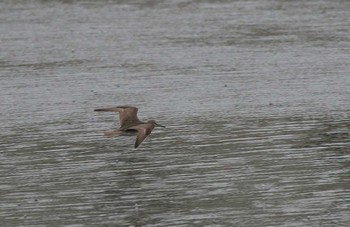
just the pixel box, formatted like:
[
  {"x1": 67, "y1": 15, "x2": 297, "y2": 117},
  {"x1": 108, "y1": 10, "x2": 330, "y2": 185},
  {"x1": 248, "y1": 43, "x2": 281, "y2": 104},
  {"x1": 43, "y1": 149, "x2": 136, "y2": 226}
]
[{"x1": 95, "y1": 106, "x2": 165, "y2": 148}]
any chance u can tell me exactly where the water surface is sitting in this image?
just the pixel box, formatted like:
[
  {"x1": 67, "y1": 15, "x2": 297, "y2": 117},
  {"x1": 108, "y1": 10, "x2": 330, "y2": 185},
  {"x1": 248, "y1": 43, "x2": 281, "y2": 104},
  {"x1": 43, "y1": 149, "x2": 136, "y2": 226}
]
[{"x1": 0, "y1": 0, "x2": 349, "y2": 226}]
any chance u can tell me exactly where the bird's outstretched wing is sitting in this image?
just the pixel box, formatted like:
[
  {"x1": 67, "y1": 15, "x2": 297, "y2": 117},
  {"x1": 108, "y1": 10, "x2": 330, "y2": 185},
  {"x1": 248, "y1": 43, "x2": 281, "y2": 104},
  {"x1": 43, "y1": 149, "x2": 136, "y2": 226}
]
[
  {"x1": 94, "y1": 106, "x2": 140, "y2": 128},
  {"x1": 130, "y1": 123, "x2": 155, "y2": 148}
]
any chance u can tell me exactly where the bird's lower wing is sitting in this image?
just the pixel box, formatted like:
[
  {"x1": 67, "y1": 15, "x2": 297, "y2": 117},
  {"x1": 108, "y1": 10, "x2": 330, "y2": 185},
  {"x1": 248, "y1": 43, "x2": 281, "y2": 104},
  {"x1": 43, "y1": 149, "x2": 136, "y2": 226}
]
[{"x1": 131, "y1": 125, "x2": 154, "y2": 148}]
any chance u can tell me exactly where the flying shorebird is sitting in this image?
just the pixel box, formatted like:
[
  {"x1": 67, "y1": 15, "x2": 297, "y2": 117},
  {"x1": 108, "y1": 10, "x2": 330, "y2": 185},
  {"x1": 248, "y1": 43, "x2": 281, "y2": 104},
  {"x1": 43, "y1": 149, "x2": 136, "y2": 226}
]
[{"x1": 94, "y1": 106, "x2": 165, "y2": 148}]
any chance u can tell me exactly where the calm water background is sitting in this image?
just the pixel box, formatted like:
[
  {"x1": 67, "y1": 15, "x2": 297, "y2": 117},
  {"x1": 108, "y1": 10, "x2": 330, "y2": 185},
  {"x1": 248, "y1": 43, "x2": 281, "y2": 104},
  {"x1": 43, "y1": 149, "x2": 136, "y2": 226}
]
[{"x1": 0, "y1": 0, "x2": 349, "y2": 226}]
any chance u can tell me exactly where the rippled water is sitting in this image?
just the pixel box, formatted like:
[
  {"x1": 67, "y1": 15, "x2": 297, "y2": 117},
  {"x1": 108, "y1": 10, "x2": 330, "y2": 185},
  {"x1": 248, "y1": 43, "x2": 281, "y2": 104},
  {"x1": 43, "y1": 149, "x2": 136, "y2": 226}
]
[{"x1": 1, "y1": 0, "x2": 349, "y2": 226}]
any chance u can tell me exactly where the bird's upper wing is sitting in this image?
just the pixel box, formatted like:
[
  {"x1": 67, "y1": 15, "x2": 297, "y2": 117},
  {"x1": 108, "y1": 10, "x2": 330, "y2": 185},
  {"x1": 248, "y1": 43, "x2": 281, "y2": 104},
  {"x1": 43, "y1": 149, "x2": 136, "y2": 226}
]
[{"x1": 94, "y1": 106, "x2": 140, "y2": 128}]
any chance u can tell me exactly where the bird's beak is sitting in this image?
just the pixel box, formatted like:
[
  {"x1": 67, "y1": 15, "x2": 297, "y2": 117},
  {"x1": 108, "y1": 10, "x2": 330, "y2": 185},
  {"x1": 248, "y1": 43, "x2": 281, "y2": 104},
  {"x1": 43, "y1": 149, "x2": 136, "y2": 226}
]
[{"x1": 155, "y1": 123, "x2": 165, "y2": 128}]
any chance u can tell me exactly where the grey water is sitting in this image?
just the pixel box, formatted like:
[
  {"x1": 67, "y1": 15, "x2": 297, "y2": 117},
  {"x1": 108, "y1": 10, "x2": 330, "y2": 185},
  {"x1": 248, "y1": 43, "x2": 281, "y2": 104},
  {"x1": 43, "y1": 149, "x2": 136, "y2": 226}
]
[{"x1": 0, "y1": 0, "x2": 349, "y2": 226}]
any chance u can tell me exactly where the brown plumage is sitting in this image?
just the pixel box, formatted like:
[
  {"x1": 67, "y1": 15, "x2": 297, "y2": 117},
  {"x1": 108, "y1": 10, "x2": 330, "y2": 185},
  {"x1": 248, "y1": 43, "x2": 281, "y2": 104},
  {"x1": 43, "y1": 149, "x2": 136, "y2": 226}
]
[{"x1": 95, "y1": 106, "x2": 165, "y2": 148}]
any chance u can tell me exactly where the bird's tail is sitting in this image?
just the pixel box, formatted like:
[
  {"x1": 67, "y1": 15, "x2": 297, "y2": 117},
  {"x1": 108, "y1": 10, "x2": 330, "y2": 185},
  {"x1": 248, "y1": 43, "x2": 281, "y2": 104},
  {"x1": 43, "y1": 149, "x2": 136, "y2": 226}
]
[{"x1": 104, "y1": 130, "x2": 123, "y2": 137}]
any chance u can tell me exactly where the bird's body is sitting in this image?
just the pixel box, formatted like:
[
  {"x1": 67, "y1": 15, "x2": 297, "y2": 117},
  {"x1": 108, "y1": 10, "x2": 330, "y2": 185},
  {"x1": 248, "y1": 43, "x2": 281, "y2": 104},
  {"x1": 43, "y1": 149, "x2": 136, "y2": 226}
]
[{"x1": 95, "y1": 106, "x2": 164, "y2": 148}]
